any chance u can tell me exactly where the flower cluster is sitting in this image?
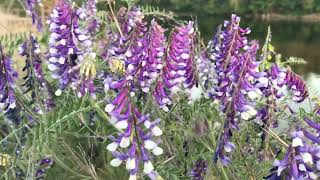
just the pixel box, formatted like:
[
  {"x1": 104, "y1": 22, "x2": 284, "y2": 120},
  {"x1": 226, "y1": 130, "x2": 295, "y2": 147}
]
[
  {"x1": 257, "y1": 64, "x2": 287, "y2": 146},
  {"x1": 105, "y1": 88, "x2": 163, "y2": 180},
  {"x1": 190, "y1": 159, "x2": 208, "y2": 180},
  {"x1": 0, "y1": 45, "x2": 18, "y2": 111},
  {"x1": 35, "y1": 157, "x2": 54, "y2": 180},
  {"x1": 47, "y1": 0, "x2": 95, "y2": 98},
  {"x1": 162, "y1": 21, "x2": 196, "y2": 93},
  {"x1": 84, "y1": 0, "x2": 99, "y2": 34},
  {"x1": 212, "y1": 15, "x2": 263, "y2": 165},
  {"x1": 266, "y1": 117, "x2": 320, "y2": 179},
  {"x1": 19, "y1": 35, "x2": 55, "y2": 110},
  {"x1": 195, "y1": 51, "x2": 214, "y2": 95},
  {"x1": 284, "y1": 69, "x2": 308, "y2": 103},
  {"x1": 24, "y1": 0, "x2": 43, "y2": 31},
  {"x1": 153, "y1": 22, "x2": 196, "y2": 110}
]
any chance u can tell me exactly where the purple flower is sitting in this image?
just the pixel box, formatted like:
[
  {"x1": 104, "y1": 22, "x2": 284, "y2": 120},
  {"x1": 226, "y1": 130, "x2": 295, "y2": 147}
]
[
  {"x1": 47, "y1": 0, "x2": 95, "y2": 98},
  {"x1": 19, "y1": 35, "x2": 55, "y2": 110},
  {"x1": 257, "y1": 64, "x2": 286, "y2": 146},
  {"x1": 162, "y1": 21, "x2": 196, "y2": 93},
  {"x1": 85, "y1": 0, "x2": 100, "y2": 34},
  {"x1": 266, "y1": 117, "x2": 320, "y2": 179},
  {"x1": 190, "y1": 159, "x2": 208, "y2": 180},
  {"x1": 0, "y1": 44, "x2": 18, "y2": 111},
  {"x1": 35, "y1": 156, "x2": 54, "y2": 180},
  {"x1": 284, "y1": 69, "x2": 308, "y2": 103},
  {"x1": 211, "y1": 15, "x2": 262, "y2": 165},
  {"x1": 25, "y1": 0, "x2": 42, "y2": 31},
  {"x1": 105, "y1": 88, "x2": 163, "y2": 180}
]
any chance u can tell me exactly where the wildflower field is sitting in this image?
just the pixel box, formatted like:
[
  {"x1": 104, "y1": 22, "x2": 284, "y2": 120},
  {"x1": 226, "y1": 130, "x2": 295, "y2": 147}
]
[{"x1": 0, "y1": 0, "x2": 319, "y2": 179}]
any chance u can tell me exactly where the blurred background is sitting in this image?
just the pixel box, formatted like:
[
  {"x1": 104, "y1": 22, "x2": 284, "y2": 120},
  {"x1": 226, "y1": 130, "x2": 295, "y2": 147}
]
[{"x1": 1, "y1": 0, "x2": 319, "y2": 95}]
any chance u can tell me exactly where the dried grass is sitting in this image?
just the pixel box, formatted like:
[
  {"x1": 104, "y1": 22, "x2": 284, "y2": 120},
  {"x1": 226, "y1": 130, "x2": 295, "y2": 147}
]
[{"x1": 0, "y1": 9, "x2": 34, "y2": 36}]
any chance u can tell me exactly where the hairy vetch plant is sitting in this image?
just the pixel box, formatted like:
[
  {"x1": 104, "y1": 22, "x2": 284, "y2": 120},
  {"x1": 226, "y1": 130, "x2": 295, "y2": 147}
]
[
  {"x1": 0, "y1": 45, "x2": 18, "y2": 111},
  {"x1": 212, "y1": 14, "x2": 263, "y2": 165}
]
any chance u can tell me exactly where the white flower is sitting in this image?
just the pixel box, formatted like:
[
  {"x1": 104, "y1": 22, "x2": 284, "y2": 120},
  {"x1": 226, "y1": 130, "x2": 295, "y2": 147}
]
[
  {"x1": 143, "y1": 161, "x2": 154, "y2": 174},
  {"x1": 301, "y1": 152, "x2": 313, "y2": 164},
  {"x1": 105, "y1": 104, "x2": 115, "y2": 113},
  {"x1": 58, "y1": 57, "x2": 65, "y2": 64},
  {"x1": 144, "y1": 120, "x2": 152, "y2": 129},
  {"x1": 292, "y1": 137, "x2": 304, "y2": 147},
  {"x1": 152, "y1": 146, "x2": 163, "y2": 156},
  {"x1": 151, "y1": 126, "x2": 162, "y2": 136},
  {"x1": 115, "y1": 121, "x2": 128, "y2": 129},
  {"x1": 144, "y1": 140, "x2": 157, "y2": 150},
  {"x1": 129, "y1": 174, "x2": 137, "y2": 180},
  {"x1": 189, "y1": 86, "x2": 203, "y2": 102},
  {"x1": 110, "y1": 158, "x2": 122, "y2": 167},
  {"x1": 55, "y1": 89, "x2": 62, "y2": 96},
  {"x1": 126, "y1": 158, "x2": 136, "y2": 170},
  {"x1": 181, "y1": 53, "x2": 190, "y2": 59},
  {"x1": 119, "y1": 137, "x2": 130, "y2": 148},
  {"x1": 106, "y1": 142, "x2": 118, "y2": 152}
]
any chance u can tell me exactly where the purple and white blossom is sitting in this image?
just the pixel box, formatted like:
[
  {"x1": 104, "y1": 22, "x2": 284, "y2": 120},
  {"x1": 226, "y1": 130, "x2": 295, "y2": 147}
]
[
  {"x1": 19, "y1": 35, "x2": 55, "y2": 110},
  {"x1": 162, "y1": 21, "x2": 196, "y2": 93},
  {"x1": 266, "y1": 117, "x2": 320, "y2": 179},
  {"x1": 0, "y1": 45, "x2": 18, "y2": 111},
  {"x1": 212, "y1": 14, "x2": 263, "y2": 165},
  {"x1": 47, "y1": 0, "x2": 95, "y2": 98},
  {"x1": 35, "y1": 156, "x2": 54, "y2": 179},
  {"x1": 105, "y1": 88, "x2": 163, "y2": 180},
  {"x1": 284, "y1": 69, "x2": 308, "y2": 103}
]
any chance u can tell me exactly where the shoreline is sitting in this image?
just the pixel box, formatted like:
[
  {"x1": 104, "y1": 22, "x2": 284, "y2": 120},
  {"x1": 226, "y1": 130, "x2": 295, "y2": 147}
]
[{"x1": 255, "y1": 13, "x2": 320, "y2": 23}]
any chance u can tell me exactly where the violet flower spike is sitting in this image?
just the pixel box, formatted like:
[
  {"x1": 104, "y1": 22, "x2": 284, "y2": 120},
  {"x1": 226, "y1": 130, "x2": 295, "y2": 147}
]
[
  {"x1": 212, "y1": 15, "x2": 261, "y2": 165},
  {"x1": 19, "y1": 35, "x2": 55, "y2": 110},
  {"x1": 48, "y1": 0, "x2": 95, "y2": 98},
  {"x1": 162, "y1": 21, "x2": 196, "y2": 93},
  {"x1": 0, "y1": 45, "x2": 18, "y2": 111},
  {"x1": 105, "y1": 88, "x2": 163, "y2": 180}
]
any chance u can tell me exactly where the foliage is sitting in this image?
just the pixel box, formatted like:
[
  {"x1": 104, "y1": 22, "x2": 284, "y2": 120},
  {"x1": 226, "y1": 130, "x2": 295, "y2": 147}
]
[{"x1": 0, "y1": 0, "x2": 319, "y2": 180}]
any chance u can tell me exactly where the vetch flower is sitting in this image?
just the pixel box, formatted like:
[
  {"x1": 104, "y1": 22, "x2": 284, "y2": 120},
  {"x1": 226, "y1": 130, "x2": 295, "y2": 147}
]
[
  {"x1": 162, "y1": 21, "x2": 196, "y2": 93},
  {"x1": 265, "y1": 117, "x2": 320, "y2": 179},
  {"x1": 47, "y1": 0, "x2": 95, "y2": 98},
  {"x1": 211, "y1": 14, "x2": 262, "y2": 165},
  {"x1": 0, "y1": 44, "x2": 18, "y2": 111},
  {"x1": 284, "y1": 69, "x2": 308, "y2": 103},
  {"x1": 24, "y1": 0, "x2": 43, "y2": 31},
  {"x1": 105, "y1": 87, "x2": 163, "y2": 179},
  {"x1": 189, "y1": 159, "x2": 208, "y2": 180},
  {"x1": 19, "y1": 35, "x2": 55, "y2": 110}
]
